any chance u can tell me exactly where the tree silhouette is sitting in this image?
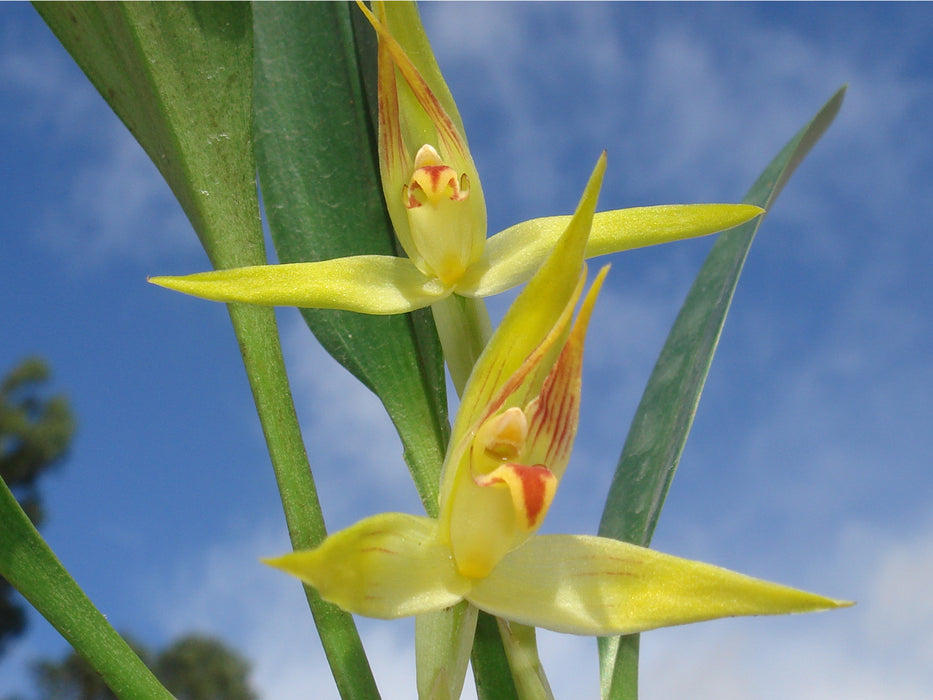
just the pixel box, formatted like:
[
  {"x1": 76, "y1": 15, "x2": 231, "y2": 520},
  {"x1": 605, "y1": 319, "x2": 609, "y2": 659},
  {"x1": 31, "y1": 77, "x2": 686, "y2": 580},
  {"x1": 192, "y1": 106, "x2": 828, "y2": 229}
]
[
  {"x1": 29, "y1": 634, "x2": 258, "y2": 700},
  {"x1": 155, "y1": 635, "x2": 257, "y2": 700},
  {"x1": 0, "y1": 357, "x2": 75, "y2": 655},
  {"x1": 31, "y1": 636, "x2": 150, "y2": 700}
]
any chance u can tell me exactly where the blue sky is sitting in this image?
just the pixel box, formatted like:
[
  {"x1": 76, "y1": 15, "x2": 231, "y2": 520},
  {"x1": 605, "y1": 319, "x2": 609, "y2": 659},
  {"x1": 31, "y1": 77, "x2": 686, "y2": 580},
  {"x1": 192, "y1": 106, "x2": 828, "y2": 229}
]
[{"x1": 2, "y1": 2, "x2": 932, "y2": 698}]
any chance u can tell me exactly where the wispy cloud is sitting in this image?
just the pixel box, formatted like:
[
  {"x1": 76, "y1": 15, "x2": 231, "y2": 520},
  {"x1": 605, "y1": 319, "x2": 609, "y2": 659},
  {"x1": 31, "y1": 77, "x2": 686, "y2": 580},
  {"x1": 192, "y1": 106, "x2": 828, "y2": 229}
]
[
  {"x1": 36, "y1": 128, "x2": 196, "y2": 271},
  {"x1": 1, "y1": 12, "x2": 200, "y2": 272},
  {"x1": 423, "y1": 2, "x2": 928, "y2": 224}
]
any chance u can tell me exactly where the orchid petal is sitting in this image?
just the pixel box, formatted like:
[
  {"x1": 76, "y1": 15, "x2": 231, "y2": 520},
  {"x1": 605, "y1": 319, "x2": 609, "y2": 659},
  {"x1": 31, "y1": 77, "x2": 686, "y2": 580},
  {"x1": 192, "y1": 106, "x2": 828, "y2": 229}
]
[
  {"x1": 358, "y1": 2, "x2": 470, "y2": 167},
  {"x1": 439, "y1": 156, "x2": 607, "y2": 577},
  {"x1": 360, "y1": 1, "x2": 486, "y2": 280},
  {"x1": 263, "y1": 513, "x2": 469, "y2": 619},
  {"x1": 149, "y1": 256, "x2": 449, "y2": 315},
  {"x1": 458, "y1": 203, "x2": 764, "y2": 298},
  {"x1": 454, "y1": 267, "x2": 609, "y2": 566},
  {"x1": 468, "y1": 534, "x2": 852, "y2": 636},
  {"x1": 376, "y1": 1, "x2": 467, "y2": 138},
  {"x1": 450, "y1": 154, "x2": 607, "y2": 447},
  {"x1": 523, "y1": 265, "x2": 607, "y2": 479},
  {"x1": 370, "y1": 2, "x2": 415, "y2": 267}
]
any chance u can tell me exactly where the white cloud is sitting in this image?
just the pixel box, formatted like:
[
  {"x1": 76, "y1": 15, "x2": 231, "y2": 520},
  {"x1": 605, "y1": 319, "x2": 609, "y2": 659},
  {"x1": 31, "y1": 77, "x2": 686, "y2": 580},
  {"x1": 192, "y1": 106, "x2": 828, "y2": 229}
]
[
  {"x1": 36, "y1": 127, "x2": 196, "y2": 271},
  {"x1": 1, "y1": 13, "x2": 203, "y2": 271},
  {"x1": 0, "y1": 22, "x2": 101, "y2": 139},
  {"x1": 860, "y1": 523, "x2": 933, "y2": 673}
]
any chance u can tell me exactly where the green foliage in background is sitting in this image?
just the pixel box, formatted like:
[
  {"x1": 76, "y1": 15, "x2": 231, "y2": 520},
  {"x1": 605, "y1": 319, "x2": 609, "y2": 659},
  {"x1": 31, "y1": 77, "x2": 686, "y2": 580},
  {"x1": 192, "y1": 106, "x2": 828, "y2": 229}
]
[{"x1": 1, "y1": 358, "x2": 74, "y2": 656}]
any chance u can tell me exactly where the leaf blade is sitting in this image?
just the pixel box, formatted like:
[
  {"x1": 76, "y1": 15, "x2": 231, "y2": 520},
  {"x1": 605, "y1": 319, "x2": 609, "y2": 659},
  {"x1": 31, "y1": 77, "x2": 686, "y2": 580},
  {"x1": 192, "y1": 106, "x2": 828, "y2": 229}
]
[
  {"x1": 253, "y1": 1, "x2": 449, "y2": 514},
  {"x1": 35, "y1": 5, "x2": 381, "y2": 697},
  {"x1": 597, "y1": 86, "x2": 847, "y2": 699}
]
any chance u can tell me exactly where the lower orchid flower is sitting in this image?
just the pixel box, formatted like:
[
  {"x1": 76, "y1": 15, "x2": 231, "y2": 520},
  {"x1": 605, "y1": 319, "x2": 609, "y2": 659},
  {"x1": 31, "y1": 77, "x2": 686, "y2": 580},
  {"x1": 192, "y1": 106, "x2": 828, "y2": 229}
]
[{"x1": 263, "y1": 155, "x2": 850, "y2": 638}]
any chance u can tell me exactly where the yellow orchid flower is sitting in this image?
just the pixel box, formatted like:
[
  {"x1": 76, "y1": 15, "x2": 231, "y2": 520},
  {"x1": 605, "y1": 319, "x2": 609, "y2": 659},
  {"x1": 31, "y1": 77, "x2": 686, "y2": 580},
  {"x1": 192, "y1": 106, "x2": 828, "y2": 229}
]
[
  {"x1": 149, "y1": 1, "x2": 763, "y2": 315},
  {"x1": 262, "y1": 156, "x2": 849, "y2": 637}
]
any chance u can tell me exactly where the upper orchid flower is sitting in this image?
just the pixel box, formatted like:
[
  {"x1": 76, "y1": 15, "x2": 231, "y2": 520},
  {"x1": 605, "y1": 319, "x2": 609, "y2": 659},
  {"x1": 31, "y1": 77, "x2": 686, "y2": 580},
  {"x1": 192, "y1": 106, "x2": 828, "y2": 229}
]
[
  {"x1": 149, "y1": 1, "x2": 763, "y2": 315},
  {"x1": 262, "y1": 156, "x2": 849, "y2": 637}
]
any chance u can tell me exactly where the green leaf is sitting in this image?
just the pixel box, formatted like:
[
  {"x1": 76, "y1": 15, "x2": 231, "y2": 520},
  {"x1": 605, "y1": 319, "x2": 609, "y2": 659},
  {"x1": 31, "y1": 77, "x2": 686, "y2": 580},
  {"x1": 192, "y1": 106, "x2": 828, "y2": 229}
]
[
  {"x1": 252, "y1": 1, "x2": 448, "y2": 515},
  {"x1": 596, "y1": 86, "x2": 847, "y2": 700},
  {"x1": 35, "y1": 4, "x2": 379, "y2": 698},
  {"x1": 0, "y1": 477, "x2": 173, "y2": 699},
  {"x1": 471, "y1": 611, "x2": 521, "y2": 700}
]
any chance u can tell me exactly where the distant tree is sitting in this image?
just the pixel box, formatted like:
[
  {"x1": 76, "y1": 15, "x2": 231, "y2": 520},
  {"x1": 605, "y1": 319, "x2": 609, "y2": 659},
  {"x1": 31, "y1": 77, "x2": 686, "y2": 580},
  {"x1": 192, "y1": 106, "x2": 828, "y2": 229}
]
[
  {"x1": 29, "y1": 634, "x2": 258, "y2": 700},
  {"x1": 0, "y1": 357, "x2": 75, "y2": 655},
  {"x1": 155, "y1": 635, "x2": 257, "y2": 700},
  {"x1": 31, "y1": 637, "x2": 150, "y2": 700}
]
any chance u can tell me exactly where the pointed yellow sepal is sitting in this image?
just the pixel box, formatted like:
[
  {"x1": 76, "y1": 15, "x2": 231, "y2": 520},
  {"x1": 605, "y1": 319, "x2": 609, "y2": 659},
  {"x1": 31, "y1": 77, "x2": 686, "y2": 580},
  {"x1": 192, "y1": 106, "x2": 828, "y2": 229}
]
[
  {"x1": 439, "y1": 155, "x2": 610, "y2": 579},
  {"x1": 468, "y1": 534, "x2": 853, "y2": 636},
  {"x1": 148, "y1": 256, "x2": 449, "y2": 315},
  {"x1": 457, "y1": 203, "x2": 764, "y2": 297},
  {"x1": 360, "y1": 1, "x2": 486, "y2": 286},
  {"x1": 263, "y1": 513, "x2": 469, "y2": 619}
]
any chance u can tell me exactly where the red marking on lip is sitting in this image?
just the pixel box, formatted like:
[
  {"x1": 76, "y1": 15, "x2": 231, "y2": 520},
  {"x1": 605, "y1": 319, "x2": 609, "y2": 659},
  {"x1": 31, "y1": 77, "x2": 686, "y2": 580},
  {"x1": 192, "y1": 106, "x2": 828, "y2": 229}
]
[
  {"x1": 511, "y1": 463, "x2": 553, "y2": 527},
  {"x1": 421, "y1": 165, "x2": 454, "y2": 190}
]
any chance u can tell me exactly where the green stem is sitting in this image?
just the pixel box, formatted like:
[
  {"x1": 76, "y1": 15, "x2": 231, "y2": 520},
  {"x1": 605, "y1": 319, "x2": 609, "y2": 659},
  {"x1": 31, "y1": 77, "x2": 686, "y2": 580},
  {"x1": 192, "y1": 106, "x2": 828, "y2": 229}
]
[
  {"x1": 226, "y1": 303, "x2": 379, "y2": 700},
  {"x1": 470, "y1": 612, "x2": 519, "y2": 700},
  {"x1": 598, "y1": 634, "x2": 638, "y2": 700},
  {"x1": 0, "y1": 477, "x2": 174, "y2": 700},
  {"x1": 416, "y1": 601, "x2": 479, "y2": 700},
  {"x1": 430, "y1": 294, "x2": 493, "y2": 395},
  {"x1": 496, "y1": 619, "x2": 554, "y2": 700}
]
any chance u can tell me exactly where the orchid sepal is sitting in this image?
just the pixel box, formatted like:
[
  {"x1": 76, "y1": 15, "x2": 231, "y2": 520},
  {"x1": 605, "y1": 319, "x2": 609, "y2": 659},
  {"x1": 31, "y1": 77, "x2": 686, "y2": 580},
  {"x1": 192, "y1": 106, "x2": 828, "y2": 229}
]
[
  {"x1": 264, "y1": 517, "x2": 851, "y2": 636},
  {"x1": 148, "y1": 256, "x2": 449, "y2": 315},
  {"x1": 468, "y1": 534, "x2": 853, "y2": 636},
  {"x1": 437, "y1": 155, "x2": 609, "y2": 579},
  {"x1": 447, "y1": 154, "x2": 608, "y2": 454},
  {"x1": 456, "y1": 203, "x2": 765, "y2": 298},
  {"x1": 262, "y1": 512, "x2": 468, "y2": 619}
]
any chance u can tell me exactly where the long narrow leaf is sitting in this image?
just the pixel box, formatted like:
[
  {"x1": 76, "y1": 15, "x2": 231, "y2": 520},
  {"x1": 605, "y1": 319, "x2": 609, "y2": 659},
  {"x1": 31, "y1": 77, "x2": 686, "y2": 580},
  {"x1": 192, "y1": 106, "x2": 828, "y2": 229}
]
[
  {"x1": 0, "y1": 478, "x2": 173, "y2": 699},
  {"x1": 253, "y1": 2, "x2": 448, "y2": 514},
  {"x1": 34, "y1": 4, "x2": 379, "y2": 698},
  {"x1": 597, "y1": 86, "x2": 847, "y2": 700}
]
